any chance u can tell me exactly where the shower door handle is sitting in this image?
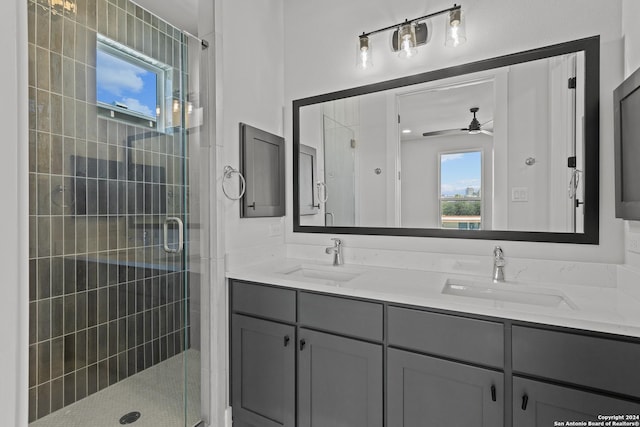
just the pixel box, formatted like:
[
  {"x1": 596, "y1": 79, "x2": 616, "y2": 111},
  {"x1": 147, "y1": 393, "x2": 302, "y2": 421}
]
[{"x1": 163, "y1": 217, "x2": 184, "y2": 253}]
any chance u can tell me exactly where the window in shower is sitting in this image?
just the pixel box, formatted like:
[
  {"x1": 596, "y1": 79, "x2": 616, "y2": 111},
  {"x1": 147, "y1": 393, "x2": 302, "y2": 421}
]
[{"x1": 96, "y1": 35, "x2": 172, "y2": 130}]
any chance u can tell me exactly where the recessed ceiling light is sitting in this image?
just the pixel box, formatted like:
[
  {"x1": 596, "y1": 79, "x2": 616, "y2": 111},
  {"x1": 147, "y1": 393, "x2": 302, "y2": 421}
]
[{"x1": 402, "y1": 129, "x2": 412, "y2": 134}]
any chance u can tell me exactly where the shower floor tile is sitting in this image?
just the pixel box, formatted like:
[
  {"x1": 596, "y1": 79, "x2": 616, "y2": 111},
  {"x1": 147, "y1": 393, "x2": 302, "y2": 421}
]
[{"x1": 30, "y1": 349, "x2": 201, "y2": 427}]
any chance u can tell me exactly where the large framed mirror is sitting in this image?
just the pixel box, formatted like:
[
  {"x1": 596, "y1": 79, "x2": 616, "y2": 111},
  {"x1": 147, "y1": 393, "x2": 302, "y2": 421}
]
[{"x1": 293, "y1": 36, "x2": 599, "y2": 244}]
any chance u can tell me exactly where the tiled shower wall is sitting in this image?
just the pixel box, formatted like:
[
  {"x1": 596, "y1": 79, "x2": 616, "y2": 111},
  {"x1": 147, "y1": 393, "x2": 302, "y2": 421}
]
[{"x1": 28, "y1": 0, "x2": 192, "y2": 421}]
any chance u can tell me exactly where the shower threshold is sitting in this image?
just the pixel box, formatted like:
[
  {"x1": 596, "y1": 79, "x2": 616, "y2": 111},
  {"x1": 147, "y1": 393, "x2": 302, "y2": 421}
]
[{"x1": 30, "y1": 349, "x2": 201, "y2": 427}]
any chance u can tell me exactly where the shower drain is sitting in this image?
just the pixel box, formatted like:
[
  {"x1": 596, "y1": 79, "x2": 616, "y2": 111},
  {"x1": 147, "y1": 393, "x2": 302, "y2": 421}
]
[{"x1": 119, "y1": 411, "x2": 141, "y2": 424}]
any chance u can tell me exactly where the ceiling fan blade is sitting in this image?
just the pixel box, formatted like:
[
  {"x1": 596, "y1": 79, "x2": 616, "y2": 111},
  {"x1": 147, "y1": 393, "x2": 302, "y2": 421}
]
[
  {"x1": 480, "y1": 129, "x2": 494, "y2": 136},
  {"x1": 422, "y1": 128, "x2": 466, "y2": 137},
  {"x1": 481, "y1": 119, "x2": 493, "y2": 127}
]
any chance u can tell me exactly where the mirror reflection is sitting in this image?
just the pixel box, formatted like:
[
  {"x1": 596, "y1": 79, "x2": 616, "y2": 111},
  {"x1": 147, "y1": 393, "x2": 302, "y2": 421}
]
[{"x1": 298, "y1": 50, "x2": 586, "y2": 234}]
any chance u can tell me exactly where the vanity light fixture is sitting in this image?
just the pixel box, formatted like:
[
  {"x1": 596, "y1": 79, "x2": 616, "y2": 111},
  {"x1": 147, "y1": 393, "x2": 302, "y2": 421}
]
[
  {"x1": 446, "y1": 7, "x2": 467, "y2": 47},
  {"x1": 357, "y1": 4, "x2": 466, "y2": 68},
  {"x1": 397, "y1": 21, "x2": 418, "y2": 59},
  {"x1": 357, "y1": 35, "x2": 373, "y2": 69}
]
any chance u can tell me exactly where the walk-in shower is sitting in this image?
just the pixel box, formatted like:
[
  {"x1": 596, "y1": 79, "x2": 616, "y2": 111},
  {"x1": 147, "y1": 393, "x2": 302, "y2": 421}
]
[{"x1": 27, "y1": 0, "x2": 208, "y2": 425}]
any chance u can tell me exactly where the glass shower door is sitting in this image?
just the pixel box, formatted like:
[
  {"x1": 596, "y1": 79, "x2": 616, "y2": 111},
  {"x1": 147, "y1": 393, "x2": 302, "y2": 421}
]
[
  {"x1": 27, "y1": 0, "x2": 205, "y2": 425},
  {"x1": 323, "y1": 116, "x2": 356, "y2": 226}
]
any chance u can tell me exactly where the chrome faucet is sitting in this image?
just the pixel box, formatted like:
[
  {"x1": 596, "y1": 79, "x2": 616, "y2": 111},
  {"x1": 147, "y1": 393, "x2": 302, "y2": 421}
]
[
  {"x1": 493, "y1": 246, "x2": 505, "y2": 283},
  {"x1": 325, "y1": 238, "x2": 343, "y2": 266}
]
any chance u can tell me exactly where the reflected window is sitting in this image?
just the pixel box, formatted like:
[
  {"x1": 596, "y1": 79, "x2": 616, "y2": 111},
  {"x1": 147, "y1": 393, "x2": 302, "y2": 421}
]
[{"x1": 439, "y1": 151, "x2": 482, "y2": 229}]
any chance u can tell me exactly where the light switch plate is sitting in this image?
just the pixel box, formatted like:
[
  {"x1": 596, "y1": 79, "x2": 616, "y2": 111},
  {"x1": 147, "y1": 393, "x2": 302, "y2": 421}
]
[
  {"x1": 629, "y1": 236, "x2": 640, "y2": 254},
  {"x1": 511, "y1": 187, "x2": 529, "y2": 202}
]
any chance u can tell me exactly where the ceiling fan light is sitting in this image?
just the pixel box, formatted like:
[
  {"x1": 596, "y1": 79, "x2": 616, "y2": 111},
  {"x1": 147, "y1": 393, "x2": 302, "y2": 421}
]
[{"x1": 468, "y1": 117, "x2": 481, "y2": 133}]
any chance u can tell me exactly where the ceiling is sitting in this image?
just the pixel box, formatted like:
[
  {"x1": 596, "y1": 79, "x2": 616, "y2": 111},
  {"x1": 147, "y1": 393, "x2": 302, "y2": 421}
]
[
  {"x1": 398, "y1": 80, "x2": 494, "y2": 142},
  {"x1": 132, "y1": 0, "x2": 199, "y2": 35}
]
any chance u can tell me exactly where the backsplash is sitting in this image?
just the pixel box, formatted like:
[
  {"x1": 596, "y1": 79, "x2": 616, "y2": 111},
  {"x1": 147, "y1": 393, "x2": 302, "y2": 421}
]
[{"x1": 281, "y1": 244, "x2": 619, "y2": 289}]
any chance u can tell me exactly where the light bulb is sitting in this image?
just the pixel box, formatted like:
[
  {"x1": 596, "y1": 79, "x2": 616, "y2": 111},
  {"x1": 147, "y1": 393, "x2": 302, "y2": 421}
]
[
  {"x1": 446, "y1": 9, "x2": 467, "y2": 47},
  {"x1": 398, "y1": 22, "x2": 418, "y2": 59},
  {"x1": 357, "y1": 35, "x2": 373, "y2": 69}
]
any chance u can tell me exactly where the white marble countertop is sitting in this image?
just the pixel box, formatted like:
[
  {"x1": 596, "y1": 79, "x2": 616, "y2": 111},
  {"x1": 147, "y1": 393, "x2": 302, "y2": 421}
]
[{"x1": 226, "y1": 258, "x2": 640, "y2": 339}]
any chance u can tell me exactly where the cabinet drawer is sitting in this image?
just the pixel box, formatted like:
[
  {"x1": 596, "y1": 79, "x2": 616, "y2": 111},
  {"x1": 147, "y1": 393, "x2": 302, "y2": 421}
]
[
  {"x1": 231, "y1": 281, "x2": 296, "y2": 323},
  {"x1": 512, "y1": 326, "x2": 640, "y2": 398},
  {"x1": 388, "y1": 306, "x2": 504, "y2": 368},
  {"x1": 299, "y1": 292, "x2": 383, "y2": 341}
]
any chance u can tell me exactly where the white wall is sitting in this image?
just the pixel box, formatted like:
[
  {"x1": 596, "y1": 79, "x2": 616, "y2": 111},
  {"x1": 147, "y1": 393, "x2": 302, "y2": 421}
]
[
  {"x1": 506, "y1": 59, "x2": 550, "y2": 231},
  {"x1": 2, "y1": 1, "x2": 28, "y2": 425},
  {"x1": 358, "y1": 93, "x2": 389, "y2": 227},
  {"x1": 220, "y1": 0, "x2": 286, "y2": 261},
  {"x1": 622, "y1": 0, "x2": 640, "y2": 270},
  {"x1": 284, "y1": 0, "x2": 625, "y2": 264},
  {"x1": 622, "y1": 0, "x2": 640, "y2": 78}
]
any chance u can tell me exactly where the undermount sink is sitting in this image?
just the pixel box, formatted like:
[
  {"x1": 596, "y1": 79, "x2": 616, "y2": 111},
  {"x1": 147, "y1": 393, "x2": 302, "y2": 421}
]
[
  {"x1": 279, "y1": 265, "x2": 362, "y2": 284},
  {"x1": 442, "y1": 279, "x2": 577, "y2": 309}
]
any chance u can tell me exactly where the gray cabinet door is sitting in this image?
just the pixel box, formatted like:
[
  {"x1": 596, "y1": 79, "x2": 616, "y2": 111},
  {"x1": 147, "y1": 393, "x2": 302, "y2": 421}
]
[
  {"x1": 232, "y1": 314, "x2": 295, "y2": 427},
  {"x1": 240, "y1": 123, "x2": 285, "y2": 218},
  {"x1": 388, "y1": 348, "x2": 504, "y2": 427},
  {"x1": 298, "y1": 329, "x2": 383, "y2": 427},
  {"x1": 513, "y1": 376, "x2": 640, "y2": 427}
]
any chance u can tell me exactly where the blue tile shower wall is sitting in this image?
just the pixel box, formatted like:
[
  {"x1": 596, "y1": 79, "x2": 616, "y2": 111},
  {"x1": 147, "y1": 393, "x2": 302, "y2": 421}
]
[{"x1": 28, "y1": 0, "x2": 191, "y2": 421}]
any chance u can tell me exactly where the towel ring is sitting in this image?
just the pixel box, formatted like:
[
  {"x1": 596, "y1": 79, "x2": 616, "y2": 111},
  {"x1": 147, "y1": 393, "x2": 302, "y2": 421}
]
[{"x1": 222, "y1": 165, "x2": 246, "y2": 200}]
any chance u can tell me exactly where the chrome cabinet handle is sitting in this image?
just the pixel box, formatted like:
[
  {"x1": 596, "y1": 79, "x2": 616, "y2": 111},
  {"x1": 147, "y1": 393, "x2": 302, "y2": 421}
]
[{"x1": 163, "y1": 216, "x2": 184, "y2": 253}]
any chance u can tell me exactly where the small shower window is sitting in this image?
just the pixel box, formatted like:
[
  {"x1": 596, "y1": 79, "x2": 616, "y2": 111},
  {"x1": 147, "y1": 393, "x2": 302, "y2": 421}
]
[{"x1": 96, "y1": 34, "x2": 173, "y2": 130}]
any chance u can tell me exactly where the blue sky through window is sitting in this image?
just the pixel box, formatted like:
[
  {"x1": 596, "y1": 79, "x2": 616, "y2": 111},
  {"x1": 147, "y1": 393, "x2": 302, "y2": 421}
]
[
  {"x1": 96, "y1": 49, "x2": 158, "y2": 119},
  {"x1": 440, "y1": 151, "x2": 482, "y2": 197}
]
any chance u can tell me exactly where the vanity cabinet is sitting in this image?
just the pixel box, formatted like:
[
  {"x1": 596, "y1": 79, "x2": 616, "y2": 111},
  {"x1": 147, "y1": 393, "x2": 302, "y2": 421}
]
[
  {"x1": 230, "y1": 280, "x2": 640, "y2": 427},
  {"x1": 230, "y1": 281, "x2": 384, "y2": 427},
  {"x1": 298, "y1": 329, "x2": 383, "y2": 427},
  {"x1": 388, "y1": 348, "x2": 503, "y2": 427},
  {"x1": 512, "y1": 325, "x2": 640, "y2": 426},
  {"x1": 231, "y1": 314, "x2": 296, "y2": 427},
  {"x1": 297, "y1": 292, "x2": 384, "y2": 427},
  {"x1": 387, "y1": 307, "x2": 504, "y2": 427},
  {"x1": 513, "y1": 377, "x2": 640, "y2": 427}
]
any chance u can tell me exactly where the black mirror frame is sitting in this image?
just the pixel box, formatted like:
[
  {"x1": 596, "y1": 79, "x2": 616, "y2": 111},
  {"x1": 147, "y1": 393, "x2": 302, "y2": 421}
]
[{"x1": 293, "y1": 36, "x2": 599, "y2": 244}]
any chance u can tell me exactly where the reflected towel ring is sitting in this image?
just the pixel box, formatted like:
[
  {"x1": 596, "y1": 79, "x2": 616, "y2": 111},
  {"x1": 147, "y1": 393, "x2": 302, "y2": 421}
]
[
  {"x1": 316, "y1": 181, "x2": 328, "y2": 203},
  {"x1": 222, "y1": 165, "x2": 246, "y2": 200},
  {"x1": 568, "y1": 169, "x2": 582, "y2": 199}
]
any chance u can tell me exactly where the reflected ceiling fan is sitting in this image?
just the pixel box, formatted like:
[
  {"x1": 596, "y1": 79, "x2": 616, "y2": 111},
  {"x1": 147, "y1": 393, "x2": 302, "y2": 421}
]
[{"x1": 422, "y1": 107, "x2": 493, "y2": 137}]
